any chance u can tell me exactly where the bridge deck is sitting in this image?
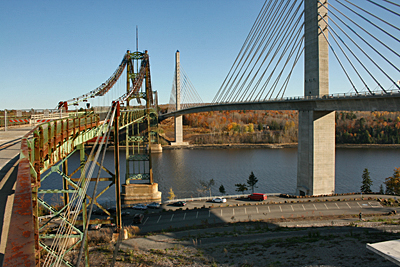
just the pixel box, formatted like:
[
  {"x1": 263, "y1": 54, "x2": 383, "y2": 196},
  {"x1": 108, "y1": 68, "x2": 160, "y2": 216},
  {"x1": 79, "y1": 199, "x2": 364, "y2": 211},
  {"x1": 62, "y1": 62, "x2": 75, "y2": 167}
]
[{"x1": 162, "y1": 91, "x2": 400, "y2": 119}]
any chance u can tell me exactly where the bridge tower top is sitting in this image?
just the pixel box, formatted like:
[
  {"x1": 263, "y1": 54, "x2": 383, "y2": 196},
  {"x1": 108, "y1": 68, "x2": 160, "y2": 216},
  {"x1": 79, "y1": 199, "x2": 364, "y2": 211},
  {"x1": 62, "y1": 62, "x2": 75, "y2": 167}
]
[
  {"x1": 175, "y1": 50, "x2": 181, "y2": 111},
  {"x1": 304, "y1": 0, "x2": 329, "y2": 97}
]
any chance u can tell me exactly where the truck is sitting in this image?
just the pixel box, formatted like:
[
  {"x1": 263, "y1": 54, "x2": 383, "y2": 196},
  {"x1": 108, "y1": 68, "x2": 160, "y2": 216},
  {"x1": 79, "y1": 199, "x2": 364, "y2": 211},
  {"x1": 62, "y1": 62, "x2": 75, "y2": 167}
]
[{"x1": 248, "y1": 193, "x2": 267, "y2": 201}]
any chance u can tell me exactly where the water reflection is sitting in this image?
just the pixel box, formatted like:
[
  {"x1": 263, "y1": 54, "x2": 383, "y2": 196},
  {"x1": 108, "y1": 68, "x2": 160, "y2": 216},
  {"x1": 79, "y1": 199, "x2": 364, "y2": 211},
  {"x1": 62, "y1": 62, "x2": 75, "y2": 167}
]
[{"x1": 40, "y1": 147, "x2": 400, "y2": 203}]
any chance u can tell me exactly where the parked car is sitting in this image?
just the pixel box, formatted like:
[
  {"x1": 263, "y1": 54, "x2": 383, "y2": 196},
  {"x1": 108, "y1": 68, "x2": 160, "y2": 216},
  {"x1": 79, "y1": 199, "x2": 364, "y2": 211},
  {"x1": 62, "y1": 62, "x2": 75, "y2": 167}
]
[
  {"x1": 147, "y1": 202, "x2": 161, "y2": 209},
  {"x1": 172, "y1": 201, "x2": 186, "y2": 206},
  {"x1": 248, "y1": 193, "x2": 268, "y2": 201},
  {"x1": 89, "y1": 224, "x2": 102, "y2": 230},
  {"x1": 212, "y1": 197, "x2": 227, "y2": 203},
  {"x1": 133, "y1": 213, "x2": 144, "y2": 224},
  {"x1": 132, "y1": 204, "x2": 147, "y2": 210}
]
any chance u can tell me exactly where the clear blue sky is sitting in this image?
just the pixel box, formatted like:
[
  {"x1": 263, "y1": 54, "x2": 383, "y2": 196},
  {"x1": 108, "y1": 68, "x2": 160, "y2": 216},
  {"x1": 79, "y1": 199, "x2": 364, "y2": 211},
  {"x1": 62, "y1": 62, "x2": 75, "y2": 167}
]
[
  {"x1": 1, "y1": 0, "x2": 398, "y2": 110},
  {"x1": 1, "y1": 1, "x2": 264, "y2": 109}
]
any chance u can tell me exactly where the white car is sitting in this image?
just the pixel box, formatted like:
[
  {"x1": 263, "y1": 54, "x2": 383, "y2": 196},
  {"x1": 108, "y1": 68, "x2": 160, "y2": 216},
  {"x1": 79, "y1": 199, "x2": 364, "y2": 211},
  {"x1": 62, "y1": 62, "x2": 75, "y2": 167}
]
[{"x1": 212, "y1": 197, "x2": 227, "y2": 203}]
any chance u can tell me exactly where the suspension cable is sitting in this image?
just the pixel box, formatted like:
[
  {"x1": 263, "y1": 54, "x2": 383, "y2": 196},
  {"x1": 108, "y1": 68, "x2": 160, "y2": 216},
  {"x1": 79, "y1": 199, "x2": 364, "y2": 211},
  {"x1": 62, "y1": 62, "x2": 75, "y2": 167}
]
[
  {"x1": 75, "y1": 107, "x2": 115, "y2": 265},
  {"x1": 325, "y1": 2, "x2": 390, "y2": 93},
  {"x1": 214, "y1": 0, "x2": 279, "y2": 103},
  {"x1": 212, "y1": 0, "x2": 272, "y2": 103},
  {"x1": 244, "y1": 2, "x2": 304, "y2": 101},
  {"x1": 234, "y1": 0, "x2": 301, "y2": 102},
  {"x1": 224, "y1": 0, "x2": 290, "y2": 103},
  {"x1": 336, "y1": 0, "x2": 400, "y2": 65},
  {"x1": 43, "y1": 107, "x2": 115, "y2": 266},
  {"x1": 366, "y1": 0, "x2": 400, "y2": 17}
]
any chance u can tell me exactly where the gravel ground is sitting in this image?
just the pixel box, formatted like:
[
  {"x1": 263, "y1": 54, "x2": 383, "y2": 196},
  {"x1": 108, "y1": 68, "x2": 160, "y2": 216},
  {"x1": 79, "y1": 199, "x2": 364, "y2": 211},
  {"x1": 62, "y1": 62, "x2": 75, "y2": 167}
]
[{"x1": 65, "y1": 217, "x2": 400, "y2": 267}]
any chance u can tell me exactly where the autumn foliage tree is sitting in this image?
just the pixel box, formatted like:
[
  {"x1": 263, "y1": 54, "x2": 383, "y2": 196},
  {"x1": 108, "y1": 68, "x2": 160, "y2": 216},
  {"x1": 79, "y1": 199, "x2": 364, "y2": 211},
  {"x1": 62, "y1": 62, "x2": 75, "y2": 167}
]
[{"x1": 384, "y1": 167, "x2": 400, "y2": 195}]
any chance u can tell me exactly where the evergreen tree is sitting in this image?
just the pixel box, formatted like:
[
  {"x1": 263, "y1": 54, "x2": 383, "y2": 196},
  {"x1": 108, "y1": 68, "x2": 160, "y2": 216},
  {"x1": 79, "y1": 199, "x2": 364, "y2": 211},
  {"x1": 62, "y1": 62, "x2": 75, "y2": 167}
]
[
  {"x1": 235, "y1": 183, "x2": 248, "y2": 193},
  {"x1": 384, "y1": 167, "x2": 400, "y2": 195},
  {"x1": 360, "y1": 168, "x2": 373, "y2": 193},
  {"x1": 379, "y1": 184, "x2": 385, "y2": 194},
  {"x1": 219, "y1": 184, "x2": 226, "y2": 195},
  {"x1": 247, "y1": 171, "x2": 259, "y2": 193}
]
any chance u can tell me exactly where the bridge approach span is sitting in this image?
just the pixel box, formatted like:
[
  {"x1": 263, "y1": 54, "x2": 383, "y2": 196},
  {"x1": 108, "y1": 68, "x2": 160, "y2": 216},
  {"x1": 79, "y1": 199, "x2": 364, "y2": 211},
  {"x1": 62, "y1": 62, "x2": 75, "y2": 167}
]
[{"x1": 160, "y1": 91, "x2": 400, "y2": 120}]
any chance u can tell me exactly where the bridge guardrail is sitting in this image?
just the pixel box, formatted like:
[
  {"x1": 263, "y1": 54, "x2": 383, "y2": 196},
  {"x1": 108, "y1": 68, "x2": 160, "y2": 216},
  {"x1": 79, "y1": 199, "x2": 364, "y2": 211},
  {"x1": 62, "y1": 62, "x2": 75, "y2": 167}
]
[{"x1": 1, "y1": 109, "x2": 87, "y2": 130}]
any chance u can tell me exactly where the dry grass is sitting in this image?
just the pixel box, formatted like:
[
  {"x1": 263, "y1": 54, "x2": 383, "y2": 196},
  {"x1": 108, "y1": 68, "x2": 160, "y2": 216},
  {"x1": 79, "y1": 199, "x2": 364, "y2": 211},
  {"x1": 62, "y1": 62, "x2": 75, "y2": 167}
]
[
  {"x1": 87, "y1": 228, "x2": 113, "y2": 245},
  {"x1": 64, "y1": 216, "x2": 400, "y2": 267}
]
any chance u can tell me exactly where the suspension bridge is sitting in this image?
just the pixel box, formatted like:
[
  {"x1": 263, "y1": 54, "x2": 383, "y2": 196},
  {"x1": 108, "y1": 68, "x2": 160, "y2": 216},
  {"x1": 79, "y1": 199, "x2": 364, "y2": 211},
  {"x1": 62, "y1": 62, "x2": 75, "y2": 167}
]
[{"x1": 2, "y1": 0, "x2": 400, "y2": 266}]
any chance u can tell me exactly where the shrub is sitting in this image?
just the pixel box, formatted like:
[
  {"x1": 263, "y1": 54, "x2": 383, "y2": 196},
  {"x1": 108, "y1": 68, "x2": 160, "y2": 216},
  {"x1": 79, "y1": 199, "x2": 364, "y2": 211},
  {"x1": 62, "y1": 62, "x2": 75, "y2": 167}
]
[{"x1": 88, "y1": 228, "x2": 113, "y2": 245}]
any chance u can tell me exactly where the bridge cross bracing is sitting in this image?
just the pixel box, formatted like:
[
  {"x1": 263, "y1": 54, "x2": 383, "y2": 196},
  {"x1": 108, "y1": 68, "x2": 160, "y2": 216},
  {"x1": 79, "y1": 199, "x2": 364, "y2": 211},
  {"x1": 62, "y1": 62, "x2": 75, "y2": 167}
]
[{"x1": 4, "y1": 50, "x2": 160, "y2": 266}]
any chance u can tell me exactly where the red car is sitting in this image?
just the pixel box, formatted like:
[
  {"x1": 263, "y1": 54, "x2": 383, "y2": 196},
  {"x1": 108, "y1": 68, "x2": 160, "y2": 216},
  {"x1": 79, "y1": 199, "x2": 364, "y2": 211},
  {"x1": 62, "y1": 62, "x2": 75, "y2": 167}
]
[{"x1": 248, "y1": 193, "x2": 267, "y2": 201}]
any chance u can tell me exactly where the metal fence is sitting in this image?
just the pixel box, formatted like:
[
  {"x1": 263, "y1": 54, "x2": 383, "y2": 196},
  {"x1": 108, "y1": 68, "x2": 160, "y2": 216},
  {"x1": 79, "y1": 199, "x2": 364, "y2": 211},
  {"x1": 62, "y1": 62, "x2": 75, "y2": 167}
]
[{"x1": 0, "y1": 109, "x2": 82, "y2": 130}]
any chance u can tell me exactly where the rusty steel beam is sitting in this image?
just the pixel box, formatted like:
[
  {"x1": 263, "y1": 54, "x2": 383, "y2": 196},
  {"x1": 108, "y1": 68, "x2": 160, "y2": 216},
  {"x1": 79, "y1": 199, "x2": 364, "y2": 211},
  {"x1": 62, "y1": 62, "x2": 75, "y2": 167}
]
[{"x1": 3, "y1": 114, "x2": 109, "y2": 266}]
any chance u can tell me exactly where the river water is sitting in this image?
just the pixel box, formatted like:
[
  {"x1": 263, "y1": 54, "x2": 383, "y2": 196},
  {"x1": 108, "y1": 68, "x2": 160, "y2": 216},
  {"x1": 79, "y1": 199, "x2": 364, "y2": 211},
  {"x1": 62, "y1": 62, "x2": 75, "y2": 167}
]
[{"x1": 40, "y1": 147, "x2": 400, "y2": 203}]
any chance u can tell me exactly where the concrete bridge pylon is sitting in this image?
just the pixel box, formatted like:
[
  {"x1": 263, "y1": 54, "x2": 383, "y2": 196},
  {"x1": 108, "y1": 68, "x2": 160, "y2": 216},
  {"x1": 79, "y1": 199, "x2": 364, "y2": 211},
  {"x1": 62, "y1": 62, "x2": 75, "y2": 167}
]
[
  {"x1": 171, "y1": 50, "x2": 189, "y2": 146},
  {"x1": 296, "y1": 0, "x2": 335, "y2": 196}
]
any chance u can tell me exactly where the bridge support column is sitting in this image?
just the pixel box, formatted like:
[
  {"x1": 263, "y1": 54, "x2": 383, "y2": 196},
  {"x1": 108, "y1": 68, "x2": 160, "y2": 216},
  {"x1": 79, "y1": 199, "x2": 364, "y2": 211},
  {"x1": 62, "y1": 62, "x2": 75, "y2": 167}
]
[
  {"x1": 297, "y1": 0, "x2": 335, "y2": 195},
  {"x1": 297, "y1": 110, "x2": 335, "y2": 195},
  {"x1": 172, "y1": 50, "x2": 188, "y2": 146},
  {"x1": 121, "y1": 114, "x2": 161, "y2": 205}
]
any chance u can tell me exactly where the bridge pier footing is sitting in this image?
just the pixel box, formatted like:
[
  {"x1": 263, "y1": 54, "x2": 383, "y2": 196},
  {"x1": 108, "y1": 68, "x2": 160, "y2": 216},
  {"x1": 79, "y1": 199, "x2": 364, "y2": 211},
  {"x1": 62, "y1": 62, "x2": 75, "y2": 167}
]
[
  {"x1": 297, "y1": 110, "x2": 335, "y2": 196},
  {"x1": 121, "y1": 183, "x2": 162, "y2": 205}
]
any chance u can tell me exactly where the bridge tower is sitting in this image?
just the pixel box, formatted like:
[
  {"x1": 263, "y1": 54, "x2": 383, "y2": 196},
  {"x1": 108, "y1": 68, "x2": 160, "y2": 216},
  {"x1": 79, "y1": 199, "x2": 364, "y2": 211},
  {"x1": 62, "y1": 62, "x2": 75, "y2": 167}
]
[
  {"x1": 171, "y1": 50, "x2": 189, "y2": 145},
  {"x1": 121, "y1": 50, "x2": 162, "y2": 204},
  {"x1": 297, "y1": 0, "x2": 335, "y2": 196}
]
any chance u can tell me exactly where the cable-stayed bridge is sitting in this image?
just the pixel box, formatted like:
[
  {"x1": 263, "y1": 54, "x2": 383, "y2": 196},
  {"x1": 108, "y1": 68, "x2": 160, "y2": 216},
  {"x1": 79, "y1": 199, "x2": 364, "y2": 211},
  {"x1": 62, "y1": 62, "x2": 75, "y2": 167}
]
[
  {"x1": 164, "y1": 0, "x2": 400, "y2": 197},
  {"x1": 3, "y1": 0, "x2": 400, "y2": 266}
]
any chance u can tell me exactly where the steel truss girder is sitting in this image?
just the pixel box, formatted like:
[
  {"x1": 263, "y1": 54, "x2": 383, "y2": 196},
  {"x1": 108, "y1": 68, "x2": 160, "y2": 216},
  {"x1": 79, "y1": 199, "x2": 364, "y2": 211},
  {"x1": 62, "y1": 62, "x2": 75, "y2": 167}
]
[
  {"x1": 40, "y1": 241, "x2": 76, "y2": 267},
  {"x1": 5, "y1": 55, "x2": 157, "y2": 266}
]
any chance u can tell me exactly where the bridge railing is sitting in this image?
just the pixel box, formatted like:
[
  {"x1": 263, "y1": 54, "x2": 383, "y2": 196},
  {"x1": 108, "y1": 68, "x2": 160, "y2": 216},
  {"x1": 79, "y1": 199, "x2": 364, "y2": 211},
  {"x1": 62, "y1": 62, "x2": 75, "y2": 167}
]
[
  {"x1": 164, "y1": 89, "x2": 400, "y2": 115},
  {"x1": 0, "y1": 109, "x2": 88, "y2": 130},
  {"x1": 213, "y1": 89, "x2": 400, "y2": 105}
]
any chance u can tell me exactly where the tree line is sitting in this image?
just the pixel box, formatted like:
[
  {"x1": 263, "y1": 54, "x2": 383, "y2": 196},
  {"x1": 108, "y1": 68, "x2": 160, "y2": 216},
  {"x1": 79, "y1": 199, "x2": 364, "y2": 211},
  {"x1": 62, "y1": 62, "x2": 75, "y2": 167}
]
[
  {"x1": 361, "y1": 167, "x2": 400, "y2": 195},
  {"x1": 158, "y1": 109, "x2": 400, "y2": 145}
]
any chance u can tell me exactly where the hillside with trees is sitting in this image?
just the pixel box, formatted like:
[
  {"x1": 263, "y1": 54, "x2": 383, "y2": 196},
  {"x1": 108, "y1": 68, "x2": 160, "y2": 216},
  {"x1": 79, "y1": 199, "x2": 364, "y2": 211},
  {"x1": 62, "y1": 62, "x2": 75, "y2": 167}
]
[
  {"x1": 159, "y1": 109, "x2": 298, "y2": 144},
  {"x1": 336, "y1": 111, "x2": 400, "y2": 144},
  {"x1": 158, "y1": 108, "x2": 400, "y2": 145}
]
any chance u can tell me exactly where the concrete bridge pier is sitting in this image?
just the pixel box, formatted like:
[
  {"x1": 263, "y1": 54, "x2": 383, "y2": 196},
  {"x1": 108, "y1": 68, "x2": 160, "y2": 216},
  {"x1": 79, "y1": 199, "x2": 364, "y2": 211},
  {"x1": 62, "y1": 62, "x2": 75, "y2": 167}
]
[{"x1": 297, "y1": 110, "x2": 335, "y2": 196}]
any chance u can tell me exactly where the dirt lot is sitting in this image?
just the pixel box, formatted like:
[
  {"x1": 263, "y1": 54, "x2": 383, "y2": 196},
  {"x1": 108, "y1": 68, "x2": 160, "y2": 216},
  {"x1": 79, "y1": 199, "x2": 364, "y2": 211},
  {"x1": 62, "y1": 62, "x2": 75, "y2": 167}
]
[{"x1": 64, "y1": 214, "x2": 400, "y2": 267}]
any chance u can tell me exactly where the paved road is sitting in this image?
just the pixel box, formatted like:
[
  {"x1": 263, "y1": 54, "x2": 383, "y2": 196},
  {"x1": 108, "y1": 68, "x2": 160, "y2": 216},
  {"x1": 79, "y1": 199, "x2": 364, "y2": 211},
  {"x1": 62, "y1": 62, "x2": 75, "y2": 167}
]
[
  {"x1": 124, "y1": 199, "x2": 399, "y2": 233},
  {"x1": 0, "y1": 126, "x2": 32, "y2": 266}
]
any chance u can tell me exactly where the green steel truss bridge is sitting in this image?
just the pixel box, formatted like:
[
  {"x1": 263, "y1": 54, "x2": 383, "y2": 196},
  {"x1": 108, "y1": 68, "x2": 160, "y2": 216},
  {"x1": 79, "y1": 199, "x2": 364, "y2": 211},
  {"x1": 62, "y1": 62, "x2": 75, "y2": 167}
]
[
  {"x1": 4, "y1": 0, "x2": 400, "y2": 266},
  {"x1": 4, "y1": 50, "x2": 159, "y2": 267}
]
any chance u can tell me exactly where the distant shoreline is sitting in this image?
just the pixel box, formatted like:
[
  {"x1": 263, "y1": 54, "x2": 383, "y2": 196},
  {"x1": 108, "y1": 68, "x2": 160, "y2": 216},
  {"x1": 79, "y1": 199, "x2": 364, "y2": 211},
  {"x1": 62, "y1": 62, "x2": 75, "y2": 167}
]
[{"x1": 162, "y1": 143, "x2": 400, "y2": 150}]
